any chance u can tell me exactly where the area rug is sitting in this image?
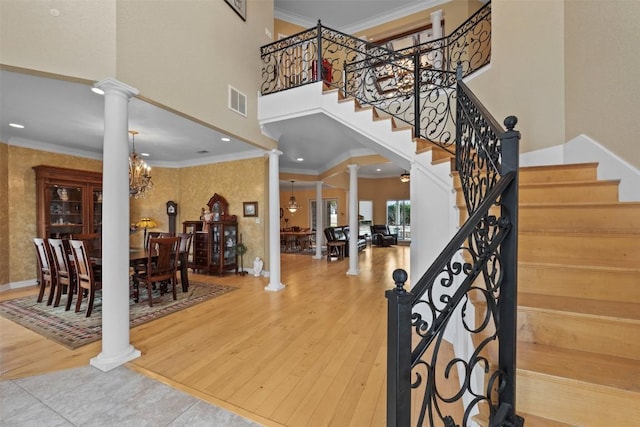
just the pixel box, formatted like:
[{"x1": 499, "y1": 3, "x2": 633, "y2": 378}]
[{"x1": 0, "y1": 281, "x2": 236, "y2": 350}]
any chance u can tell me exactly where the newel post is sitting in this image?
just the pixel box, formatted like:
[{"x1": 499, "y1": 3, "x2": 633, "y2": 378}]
[
  {"x1": 386, "y1": 269, "x2": 413, "y2": 427},
  {"x1": 497, "y1": 115, "x2": 522, "y2": 424}
]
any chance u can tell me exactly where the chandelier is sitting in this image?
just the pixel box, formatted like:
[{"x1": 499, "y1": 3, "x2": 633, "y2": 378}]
[
  {"x1": 400, "y1": 170, "x2": 410, "y2": 183},
  {"x1": 287, "y1": 180, "x2": 299, "y2": 213},
  {"x1": 129, "y1": 130, "x2": 153, "y2": 198}
]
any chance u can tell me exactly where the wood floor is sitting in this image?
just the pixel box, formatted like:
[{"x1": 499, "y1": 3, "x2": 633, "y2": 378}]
[{"x1": 1, "y1": 245, "x2": 421, "y2": 426}]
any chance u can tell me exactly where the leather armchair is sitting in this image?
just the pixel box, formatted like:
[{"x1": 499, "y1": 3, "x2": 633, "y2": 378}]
[{"x1": 370, "y1": 224, "x2": 398, "y2": 246}]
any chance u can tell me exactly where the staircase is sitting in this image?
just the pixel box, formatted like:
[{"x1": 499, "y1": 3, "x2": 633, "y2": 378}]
[{"x1": 452, "y1": 163, "x2": 640, "y2": 425}]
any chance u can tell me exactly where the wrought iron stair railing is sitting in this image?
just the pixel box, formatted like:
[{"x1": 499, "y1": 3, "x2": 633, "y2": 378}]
[
  {"x1": 260, "y1": 2, "x2": 492, "y2": 154},
  {"x1": 386, "y1": 72, "x2": 523, "y2": 426}
]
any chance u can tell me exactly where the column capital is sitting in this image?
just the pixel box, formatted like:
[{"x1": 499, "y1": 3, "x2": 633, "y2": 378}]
[
  {"x1": 94, "y1": 77, "x2": 139, "y2": 98},
  {"x1": 347, "y1": 164, "x2": 359, "y2": 172},
  {"x1": 268, "y1": 149, "x2": 283, "y2": 157}
]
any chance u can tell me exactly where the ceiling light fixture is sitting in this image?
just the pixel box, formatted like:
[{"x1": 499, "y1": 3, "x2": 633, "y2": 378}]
[
  {"x1": 221, "y1": 137, "x2": 230, "y2": 142},
  {"x1": 400, "y1": 171, "x2": 410, "y2": 183},
  {"x1": 287, "y1": 180, "x2": 299, "y2": 213},
  {"x1": 129, "y1": 130, "x2": 154, "y2": 198},
  {"x1": 9, "y1": 123, "x2": 25, "y2": 129}
]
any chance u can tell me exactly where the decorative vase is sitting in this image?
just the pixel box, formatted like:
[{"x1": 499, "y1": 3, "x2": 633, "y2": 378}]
[
  {"x1": 57, "y1": 188, "x2": 68, "y2": 201},
  {"x1": 253, "y1": 257, "x2": 263, "y2": 277}
]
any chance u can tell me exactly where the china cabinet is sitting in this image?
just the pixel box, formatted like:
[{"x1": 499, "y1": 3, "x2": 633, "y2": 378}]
[
  {"x1": 34, "y1": 165, "x2": 102, "y2": 239},
  {"x1": 182, "y1": 193, "x2": 238, "y2": 275}
]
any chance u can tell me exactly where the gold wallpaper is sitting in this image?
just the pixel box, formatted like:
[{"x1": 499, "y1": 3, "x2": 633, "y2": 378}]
[
  {"x1": 6, "y1": 145, "x2": 102, "y2": 284},
  {"x1": 178, "y1": 156, "x2": 267, "y2": 268},
  {"x1": 3, "y1": 143, "x2": 268, "y2": 286},
  {"x1": 0, "y1": 143, "x2": 9, "y2": 285}
]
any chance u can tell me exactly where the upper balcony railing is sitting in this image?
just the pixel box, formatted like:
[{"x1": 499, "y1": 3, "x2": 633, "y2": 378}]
[{"x1": 260, "y1": 2, "x2": 492, "y2": 154}]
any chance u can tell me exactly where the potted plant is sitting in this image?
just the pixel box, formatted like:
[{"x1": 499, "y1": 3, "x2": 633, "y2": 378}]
[{"x1": 235, "y1": 241, "x2": 248, "y2": 276}]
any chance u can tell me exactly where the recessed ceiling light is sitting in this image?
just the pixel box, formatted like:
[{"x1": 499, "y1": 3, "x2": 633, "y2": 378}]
[
  {"x1": 296, "y1": 157, "x2": 304, "y2": 162},
  {"x1": 141, "y1": 153, "x2": 150, "y2": 157},
  {"x1": 221, "y1": 137, "x2": 230, "y2": 142},
  {"x1": 9, "y1": 123, "x2": 25, "y2": 129},
  {"x1": 376, "y1": 168, "x2": 381, "y2": 172},
  {"x1": 91, "y1": 87, "x2": 104, "y2": 95}
]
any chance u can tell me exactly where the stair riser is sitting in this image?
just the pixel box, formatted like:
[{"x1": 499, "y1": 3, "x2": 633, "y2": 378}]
[
  {"x1": 518, "y1": 264, "x2": 640, "y2": 303},
  {"x1": 519, "y1": 232, "x2": 640, "y2": 269},
  {"x1": 518, "y1": 308, "x2": 640, "y2": 360},
  {"x1": 455, "y1": 182, "x2": 619, "y2": 205},
  {"x1": 451, "y1": 163, "x2": 599, "y2": 188},
  {"x1": 458, "y1": 204, "x2": 640, "y2": 233},
  {"x1": 517, "y1": 371, "x2": 640, "y2": 426},
  {"x1": 518, "y1": 204, "x2": 640, "y2": 232}
]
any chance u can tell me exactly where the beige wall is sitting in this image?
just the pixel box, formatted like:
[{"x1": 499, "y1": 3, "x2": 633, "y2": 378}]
[
  {"x1": 2, "y1": 143, "x2": 266, "y2": 285},
  {"x1": 565, "y1": 1, "x2": 640, "y2": 168},
  {"x1": 354, "y1": 0, "x2": 485, "y2": 42},
  {"x1": 0, "y1": 0, "x2": 276, "y2": 152},
  {"x1": 468, "y1": 0, "x2": 567, "y2": 154},
  {"x1": 115, "y1": 0, "x2": 276, "y2": 150},
  {"x1": 0, "y1": 0, "x2": 117, "y2": 80},
  {"x1": 359, "y1": 177, "x2": 410, "y2": 225}
]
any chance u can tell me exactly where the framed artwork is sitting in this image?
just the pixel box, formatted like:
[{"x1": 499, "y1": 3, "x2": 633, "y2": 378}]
[
  {"x1": 243, "y1": 201, "x2": 258, "y2": 217},
  {"x1": 224, "y1": 0, "x2": 246, "y2": 21}
]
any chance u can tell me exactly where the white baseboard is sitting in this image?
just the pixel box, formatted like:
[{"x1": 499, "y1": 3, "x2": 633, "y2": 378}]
[
  {"x1": 0, "y1": 279, "x2": 37, "y2": 293},
  {"x1": 520, "y1": 134, "x2": 640, "y2": 201}
]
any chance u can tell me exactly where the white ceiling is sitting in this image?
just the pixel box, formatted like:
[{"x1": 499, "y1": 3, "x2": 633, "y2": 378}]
[{"x1": 0, "y1": 1, "x2": 430, "y2": 183}]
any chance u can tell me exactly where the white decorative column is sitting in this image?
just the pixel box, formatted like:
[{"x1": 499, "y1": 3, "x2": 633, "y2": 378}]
[
  {"x1": 265, "y1": 149, "x2": 285, "y2": 292},
  {"x1": 431, "y1": 10, "x2": 444, "y2": 69},
  {"x1": 346, "y1": 164, "x2": 359, "y2": 275},
  {"x1": 313, "y1": 181, "x2": 323, "y2": 260},
  {"x1": 90, "y1": 78, "x2": 141, "y2": 371}
]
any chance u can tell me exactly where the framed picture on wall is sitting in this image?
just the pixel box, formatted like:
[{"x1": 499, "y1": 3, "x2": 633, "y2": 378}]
[
  {"x1": 224, "y1": 0, "x2": 246, "y2": 21},
  {"x1": 243, "y1": 201, "x2": 258, "y2": 217}
]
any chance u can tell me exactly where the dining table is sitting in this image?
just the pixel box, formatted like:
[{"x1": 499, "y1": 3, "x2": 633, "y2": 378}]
[
  {"x1": 92, "y1": 247, "x2": 189, "y2": 292},
  {"x1": 280, "y1": 230, "x2": 314, "y2": 253}
]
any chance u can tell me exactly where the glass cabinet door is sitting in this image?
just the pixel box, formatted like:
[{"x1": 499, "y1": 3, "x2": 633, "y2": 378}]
[
  {"x1": 48, "y1": 185, "x2": 84, "y2": 238},
  {"x1": 223, "y1": 225, "x2": 237, "y2": 265},
  {"x1": 210, "y1": 224, "x2": 221, "y2": 266},
  {"x1": 92, "y1": 188, "x2": 103, "y2": 234}
]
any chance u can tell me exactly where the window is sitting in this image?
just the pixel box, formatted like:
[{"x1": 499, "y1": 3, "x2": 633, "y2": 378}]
[
  {"x1": 310, "y1": 199, "x2": 339, "y2": 236},
  {"x1": 386, "y1": 199, "x2": 411, "y2": 241},
  {"x1": 358, "y1": 200, "x2": 373, "y2": 237}
]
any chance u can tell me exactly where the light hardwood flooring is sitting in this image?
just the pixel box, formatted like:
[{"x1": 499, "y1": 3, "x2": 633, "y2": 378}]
[{"x1": 2, "y1": 245, "x2": 421, "y2": 426}]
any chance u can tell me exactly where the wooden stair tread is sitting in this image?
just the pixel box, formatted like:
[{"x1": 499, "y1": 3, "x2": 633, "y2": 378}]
[
  {"x1": 518, "y1": 179, "x2": 620, "y2": 188},
  {"x1": 517, "y1": 412, "x2": 575, "y2": 427},
  {"x1": 519, "y1": 260, "x2": 639, "y2": 273},
  {"x1": 517, "y1": 342, "x2": 640, "y2": 393},
  {"x1": 519, "y1": 293, "x2": 640, "y2": 321}
]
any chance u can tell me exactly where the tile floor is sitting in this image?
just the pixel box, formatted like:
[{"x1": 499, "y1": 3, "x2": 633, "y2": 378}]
[{"x1": 0, "y1": 366, "x2": 262, "y2": 427}]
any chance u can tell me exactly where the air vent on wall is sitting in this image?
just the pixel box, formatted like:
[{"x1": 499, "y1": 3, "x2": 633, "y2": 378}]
[{"x1": 228, "y1": 85, "x2": 247, "y2": 117}]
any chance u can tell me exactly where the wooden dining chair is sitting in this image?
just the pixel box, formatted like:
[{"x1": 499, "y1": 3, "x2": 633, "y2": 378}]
[
  {"x1": 69, "y1": 239, "x2": 102, "y2": 317},
  {"x1": 177, "y1": 233, "x2": 193, "y2": 292},
  {"x1": 33, "y1": 238, "x2": 57, "y2": 305},
  {"x1": 132, "y1": 236, "x2": 180, "y2": 307},
  {"x1": 70, "y1": 233, "x2": 101, "y2": 255},
  {"x1": 48, "y1": 238, "x2": 75, "y2": 310}
]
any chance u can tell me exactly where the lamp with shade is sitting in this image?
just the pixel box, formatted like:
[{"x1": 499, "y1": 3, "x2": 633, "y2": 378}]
[{"x1": 136, "y1": 217, "x2": 157, "y2": 247}]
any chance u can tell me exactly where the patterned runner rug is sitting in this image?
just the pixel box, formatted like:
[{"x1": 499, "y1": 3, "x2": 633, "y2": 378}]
[{"x1": 0, "y1": 281, "x2": 236, "y2": 349}]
